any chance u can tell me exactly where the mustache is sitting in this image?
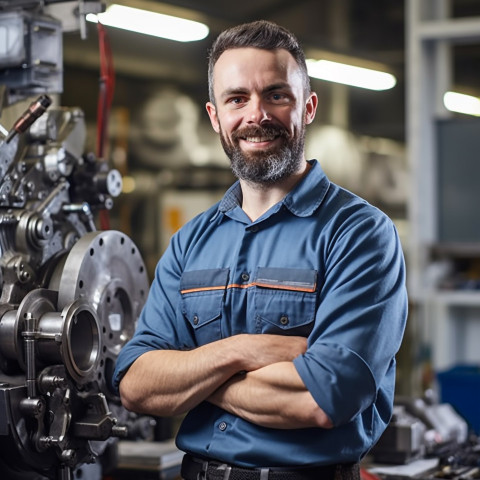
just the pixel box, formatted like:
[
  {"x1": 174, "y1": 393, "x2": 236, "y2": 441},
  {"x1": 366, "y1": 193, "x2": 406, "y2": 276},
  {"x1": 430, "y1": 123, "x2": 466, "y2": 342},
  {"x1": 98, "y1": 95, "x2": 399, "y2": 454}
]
[{"x1": 231, "y1": 124, "x2": 289, "y2": 142}]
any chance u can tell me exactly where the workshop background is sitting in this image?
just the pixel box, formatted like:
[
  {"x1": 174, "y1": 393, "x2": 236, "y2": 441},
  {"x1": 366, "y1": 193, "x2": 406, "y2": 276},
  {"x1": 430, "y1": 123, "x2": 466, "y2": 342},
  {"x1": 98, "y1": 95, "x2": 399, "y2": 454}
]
[{"x1": 2, "y1": 0, "x2": 480, "y2": 479}]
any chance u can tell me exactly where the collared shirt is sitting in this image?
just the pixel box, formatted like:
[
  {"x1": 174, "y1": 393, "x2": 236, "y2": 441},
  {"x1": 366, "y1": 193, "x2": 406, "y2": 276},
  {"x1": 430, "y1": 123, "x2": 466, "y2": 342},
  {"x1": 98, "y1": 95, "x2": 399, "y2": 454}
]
[{"x1": 113, "y1": 160, "x2": 408, "y2": 468}]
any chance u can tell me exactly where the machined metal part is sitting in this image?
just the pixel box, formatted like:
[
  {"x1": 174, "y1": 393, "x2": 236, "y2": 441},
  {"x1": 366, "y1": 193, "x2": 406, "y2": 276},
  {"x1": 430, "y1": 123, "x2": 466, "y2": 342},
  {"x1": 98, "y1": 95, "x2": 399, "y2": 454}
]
[
  {"x1": 49, "y1": 230, "x2": 149, "y2": 399},
  {"x1": 0, "y1": 95, "x2": 149, "y2": 478}
]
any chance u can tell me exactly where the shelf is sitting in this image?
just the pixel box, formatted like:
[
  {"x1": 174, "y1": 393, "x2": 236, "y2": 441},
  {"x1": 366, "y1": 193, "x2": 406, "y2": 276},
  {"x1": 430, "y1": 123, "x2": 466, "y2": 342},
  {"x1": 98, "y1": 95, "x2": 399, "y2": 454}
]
[
  {"x1": 418, "y1": 17, "x2": 480, "y2": 41},
  {"x1": 431, "y1": 243, "x2": 480, "y2": 258},
  {"x1": 428, "y1": 291, "x2": 480, "y2": 306}
]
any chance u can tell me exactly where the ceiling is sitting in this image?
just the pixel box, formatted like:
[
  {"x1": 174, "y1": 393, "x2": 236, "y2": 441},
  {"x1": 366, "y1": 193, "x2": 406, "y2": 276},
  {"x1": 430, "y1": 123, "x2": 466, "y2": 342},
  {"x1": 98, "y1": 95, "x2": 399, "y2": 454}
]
[{"x1": 54, "y1": 0, "x2": 480, "y2": 143}]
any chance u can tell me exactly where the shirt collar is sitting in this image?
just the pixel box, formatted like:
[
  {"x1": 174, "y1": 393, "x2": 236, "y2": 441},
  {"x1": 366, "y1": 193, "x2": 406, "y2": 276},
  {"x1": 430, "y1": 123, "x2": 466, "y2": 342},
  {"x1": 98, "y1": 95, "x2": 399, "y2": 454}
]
[
  {"x1": 216, "y1": 160, "x2": 330, "y2": 220},
  {"x1": 218, "y1": 181, "x2": 243, "y2": 213},
  {"x1": 283, "y1": 160, "x2": 331, "y2": 217}
]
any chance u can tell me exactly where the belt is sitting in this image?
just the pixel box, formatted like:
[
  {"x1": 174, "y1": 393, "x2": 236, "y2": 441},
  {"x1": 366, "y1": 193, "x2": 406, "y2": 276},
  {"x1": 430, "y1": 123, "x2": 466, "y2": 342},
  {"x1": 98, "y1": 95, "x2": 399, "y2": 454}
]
[{"x1": 181, "y1": 454, "x2": 360, "y2": 480}]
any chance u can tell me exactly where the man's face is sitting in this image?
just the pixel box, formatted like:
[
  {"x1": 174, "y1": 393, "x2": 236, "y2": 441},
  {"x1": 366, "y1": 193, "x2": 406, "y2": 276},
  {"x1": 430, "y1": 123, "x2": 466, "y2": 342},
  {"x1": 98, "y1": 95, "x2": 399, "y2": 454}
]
[{"x1": 206, "y1": 48, "x2": 317, "y2": 186}]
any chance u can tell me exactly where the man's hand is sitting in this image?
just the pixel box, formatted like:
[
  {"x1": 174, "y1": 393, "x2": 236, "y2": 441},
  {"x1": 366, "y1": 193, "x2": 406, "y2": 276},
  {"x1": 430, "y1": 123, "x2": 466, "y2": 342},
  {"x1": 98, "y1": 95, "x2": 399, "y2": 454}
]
[
  {"x1": 119, "y1": 334, "x2": 307, "y2": 417},
  {"x1": 229, "y1": 334, "x2": 307, "y2": 371}
]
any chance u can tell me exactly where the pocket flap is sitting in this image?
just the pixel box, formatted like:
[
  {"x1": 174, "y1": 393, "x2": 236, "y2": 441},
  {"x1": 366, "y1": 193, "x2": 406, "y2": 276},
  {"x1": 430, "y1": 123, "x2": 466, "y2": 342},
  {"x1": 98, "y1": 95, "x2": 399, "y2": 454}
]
[
  {"x1": 255, "y1": 267, "x2": 317, "y2": 293},
  {"x1": 180, "y1": 268, "x2": 230, "y2": 294}
]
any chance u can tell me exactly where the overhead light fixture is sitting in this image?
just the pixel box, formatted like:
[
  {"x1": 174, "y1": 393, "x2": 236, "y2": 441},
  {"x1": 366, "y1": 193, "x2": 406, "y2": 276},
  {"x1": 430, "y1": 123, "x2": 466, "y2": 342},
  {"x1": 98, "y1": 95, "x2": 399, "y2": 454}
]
[
  {"x1": 306, "y1": 59, "x2": 396, "y2": 91},
  {"x1": 86, "y1": 4, "x2": 209, "y2": 42},
  {"x1": 443, "y1": 91, "x2": 480, "y2": 116}
]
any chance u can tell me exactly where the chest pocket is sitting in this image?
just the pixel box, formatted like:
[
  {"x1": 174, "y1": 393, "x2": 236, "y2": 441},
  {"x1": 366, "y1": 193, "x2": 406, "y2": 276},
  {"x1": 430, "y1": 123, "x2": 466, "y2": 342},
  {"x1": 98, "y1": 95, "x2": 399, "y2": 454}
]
[
  {"x1": 180, "y1": 268, "x2": 229, "y2": 345},
  {"x1": 254, "y1": 267, "x2": 318, "y2": 337}
]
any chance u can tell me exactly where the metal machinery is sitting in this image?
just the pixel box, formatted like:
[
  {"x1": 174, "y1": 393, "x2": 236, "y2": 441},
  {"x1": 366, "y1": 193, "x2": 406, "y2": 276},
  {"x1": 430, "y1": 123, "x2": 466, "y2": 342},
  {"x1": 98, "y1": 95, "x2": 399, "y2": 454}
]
[
  {"x1": 368, "y1": 395, "x2": 480, "y2": 480},
  {"x1": 0, "y1": 1, "x2": 151, "y2": 478}
]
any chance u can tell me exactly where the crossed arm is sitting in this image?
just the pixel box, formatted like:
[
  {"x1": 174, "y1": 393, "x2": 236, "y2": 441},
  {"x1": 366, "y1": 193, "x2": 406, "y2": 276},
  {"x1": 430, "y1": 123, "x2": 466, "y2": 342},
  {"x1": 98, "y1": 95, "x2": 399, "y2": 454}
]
[{"x1": 118, "y1": 334, "x2": 333, "y2": 429}]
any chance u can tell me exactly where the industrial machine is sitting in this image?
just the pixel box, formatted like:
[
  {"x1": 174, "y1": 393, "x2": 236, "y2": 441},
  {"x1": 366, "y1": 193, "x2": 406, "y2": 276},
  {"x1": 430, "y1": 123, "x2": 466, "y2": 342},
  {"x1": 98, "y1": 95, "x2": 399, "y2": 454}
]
[
  {"x1": 368, "y1": 395, "x2": 480, "y2": 480},
  {"x1": 0, "y1": 1, "x2": 151, "y2": 478}
]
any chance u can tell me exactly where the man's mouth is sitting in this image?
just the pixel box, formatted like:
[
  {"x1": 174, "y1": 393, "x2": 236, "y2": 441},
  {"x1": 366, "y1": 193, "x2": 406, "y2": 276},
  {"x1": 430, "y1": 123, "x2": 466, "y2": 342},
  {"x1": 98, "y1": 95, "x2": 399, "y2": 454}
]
[
  {"x1": 234, "y1": 126, "x2": 287, "y2": 147},
  {"x1": 243, "y1": 135, "x2": 278, "y2": 143}
]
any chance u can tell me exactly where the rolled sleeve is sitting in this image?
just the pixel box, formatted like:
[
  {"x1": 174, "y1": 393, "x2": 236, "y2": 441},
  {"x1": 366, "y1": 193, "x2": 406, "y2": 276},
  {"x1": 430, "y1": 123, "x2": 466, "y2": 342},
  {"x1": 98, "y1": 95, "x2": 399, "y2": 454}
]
[
  {"x1": 294, "y1": 206, "x2": 407, "y2": 426},
  {"x1": 294, "y1": 343, "x2": 376, "y2": 425}
]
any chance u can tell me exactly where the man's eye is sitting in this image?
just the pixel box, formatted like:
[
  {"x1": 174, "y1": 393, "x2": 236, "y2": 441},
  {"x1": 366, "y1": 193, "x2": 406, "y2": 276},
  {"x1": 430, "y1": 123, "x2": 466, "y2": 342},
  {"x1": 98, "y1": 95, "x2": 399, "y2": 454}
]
[
  {"x1": 270, "y1": 93, "x2": 289, "y2": 102},
  {"x1": 229, "y1": 97, "x2": 244, "y2": 105}
]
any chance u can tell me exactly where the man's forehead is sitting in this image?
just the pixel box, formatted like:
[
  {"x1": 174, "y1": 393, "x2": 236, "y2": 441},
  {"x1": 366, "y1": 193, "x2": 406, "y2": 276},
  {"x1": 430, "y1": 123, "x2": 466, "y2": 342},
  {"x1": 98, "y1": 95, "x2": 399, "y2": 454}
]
[
  {"x1": 213, "y1": 48, "x2": 298, "y2": 83},
  {"x1": 215, "y1": 47, "x2": 294, "y2": 65}
]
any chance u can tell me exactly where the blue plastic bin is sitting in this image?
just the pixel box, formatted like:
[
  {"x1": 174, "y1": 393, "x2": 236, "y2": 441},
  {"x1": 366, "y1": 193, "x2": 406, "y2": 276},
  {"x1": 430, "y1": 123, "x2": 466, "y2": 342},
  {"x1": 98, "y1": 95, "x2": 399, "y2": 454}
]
[{"x1": 437, "y1": 365, "x2": 480, "y2": 435}]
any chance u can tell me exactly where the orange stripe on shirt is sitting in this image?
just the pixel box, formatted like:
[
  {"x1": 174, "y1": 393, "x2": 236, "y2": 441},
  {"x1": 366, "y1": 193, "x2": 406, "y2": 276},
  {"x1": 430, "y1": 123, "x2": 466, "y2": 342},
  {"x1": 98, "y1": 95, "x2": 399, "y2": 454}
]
[
  {"x1": 181, "y1": 282, "x2": 316, "y2": 294},
  {"x1": 253, "y1": 282, "x2": 316, "y2": 293}
]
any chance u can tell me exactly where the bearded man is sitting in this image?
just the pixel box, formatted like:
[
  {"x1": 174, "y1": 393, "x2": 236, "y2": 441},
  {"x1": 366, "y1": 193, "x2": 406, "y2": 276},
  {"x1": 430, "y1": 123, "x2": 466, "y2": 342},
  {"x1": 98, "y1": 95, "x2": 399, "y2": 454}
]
[{"x1": 113, "y1": 20, "x2": 408, "y2": 480}]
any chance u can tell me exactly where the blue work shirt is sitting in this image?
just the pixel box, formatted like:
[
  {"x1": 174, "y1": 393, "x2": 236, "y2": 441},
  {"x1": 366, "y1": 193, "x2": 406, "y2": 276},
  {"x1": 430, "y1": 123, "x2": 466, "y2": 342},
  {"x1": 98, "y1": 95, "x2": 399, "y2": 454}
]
[{"x1": 113, "y1": 159, "x2": 408, "y2": 468}]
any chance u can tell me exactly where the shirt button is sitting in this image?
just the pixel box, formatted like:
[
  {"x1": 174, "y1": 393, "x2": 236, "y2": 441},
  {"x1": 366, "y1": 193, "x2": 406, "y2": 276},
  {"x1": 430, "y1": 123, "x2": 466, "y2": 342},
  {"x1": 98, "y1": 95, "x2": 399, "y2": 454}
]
[
  {"x1": 219, "y1": 421, "x2": 227, "y2": 431},
  {"x1": 193, "y1": 315, "x2": 199, "y2": 325},
  {"x1": 250, "y1": 225, "x2": 259, "y2": 233},
  {"x1": 241, "y1": 273, "x2": 250, "y2": 282},
  {"x1": 280, "y1": 315, "x2": 289, "y2": 325}
]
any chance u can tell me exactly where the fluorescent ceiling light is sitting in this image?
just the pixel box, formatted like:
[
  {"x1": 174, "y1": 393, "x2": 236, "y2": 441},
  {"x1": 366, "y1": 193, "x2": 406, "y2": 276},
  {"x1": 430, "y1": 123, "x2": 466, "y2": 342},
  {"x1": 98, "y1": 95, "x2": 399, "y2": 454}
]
[
  {"x1": 306, "y1": 59, "x2": 396, "y2": 91},
  {"x1": 444, "y1": 91, "x2": 480, "y2": 116},
  {"x1": 86, "y1": 4, "x2": 209, "y2": 42}
]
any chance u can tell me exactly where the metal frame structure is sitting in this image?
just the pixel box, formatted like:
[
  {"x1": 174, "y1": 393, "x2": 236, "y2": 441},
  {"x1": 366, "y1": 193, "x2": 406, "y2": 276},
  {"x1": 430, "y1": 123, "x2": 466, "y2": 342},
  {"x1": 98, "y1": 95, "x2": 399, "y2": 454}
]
[{"x1": 406, "y1": 0, "x2": 480, "y2": 372}]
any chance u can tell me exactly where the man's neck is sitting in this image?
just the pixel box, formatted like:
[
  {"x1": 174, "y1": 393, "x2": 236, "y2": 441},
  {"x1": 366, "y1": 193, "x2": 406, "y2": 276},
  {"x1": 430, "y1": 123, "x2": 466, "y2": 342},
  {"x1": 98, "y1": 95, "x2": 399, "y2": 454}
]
[{"x1": 240, "y1": 161, "x2": 311, "y2": 221}]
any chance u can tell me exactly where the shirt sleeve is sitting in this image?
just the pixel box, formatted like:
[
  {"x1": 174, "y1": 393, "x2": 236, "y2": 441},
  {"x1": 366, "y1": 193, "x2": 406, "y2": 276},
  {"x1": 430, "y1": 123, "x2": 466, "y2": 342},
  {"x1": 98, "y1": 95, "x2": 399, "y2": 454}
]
[
  {"x1": 111, "y1": 229, "x2": 194, "y2": 394},
  {"x1": 294, "y1": 204, "x2": 408, "y2": 427}
]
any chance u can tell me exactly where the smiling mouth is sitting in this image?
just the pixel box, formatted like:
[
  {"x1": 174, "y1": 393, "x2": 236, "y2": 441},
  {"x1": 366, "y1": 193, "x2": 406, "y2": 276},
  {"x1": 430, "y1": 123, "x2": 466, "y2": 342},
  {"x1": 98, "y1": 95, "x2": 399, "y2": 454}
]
[
  {"x1": 243, "y1": 135, "x2": 278, "y2": 143},
  {"x1": 233, "y1": 125, "x2": 287, "y2": 147}
]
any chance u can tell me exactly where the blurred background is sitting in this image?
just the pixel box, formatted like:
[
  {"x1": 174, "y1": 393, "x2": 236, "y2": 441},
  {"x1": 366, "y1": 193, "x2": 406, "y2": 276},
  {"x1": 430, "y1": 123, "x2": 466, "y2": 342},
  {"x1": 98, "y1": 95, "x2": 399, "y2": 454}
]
[{"x1": 3, "y1": 1, "x2": 480, "y2": 478}]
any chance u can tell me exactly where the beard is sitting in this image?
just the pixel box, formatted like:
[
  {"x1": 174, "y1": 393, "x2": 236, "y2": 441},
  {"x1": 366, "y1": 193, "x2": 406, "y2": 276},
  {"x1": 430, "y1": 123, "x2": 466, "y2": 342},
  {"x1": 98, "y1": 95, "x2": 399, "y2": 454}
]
[{"x1": 219, "y1": 122, "x2": 306, "y2": 187}]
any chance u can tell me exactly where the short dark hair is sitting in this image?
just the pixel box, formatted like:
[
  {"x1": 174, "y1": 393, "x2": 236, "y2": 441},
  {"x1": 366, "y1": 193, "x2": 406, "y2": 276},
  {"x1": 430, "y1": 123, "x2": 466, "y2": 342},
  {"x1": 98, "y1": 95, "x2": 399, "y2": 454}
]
[{"x1": 207, "y1": 20, "x2": 311, "y2": 104}]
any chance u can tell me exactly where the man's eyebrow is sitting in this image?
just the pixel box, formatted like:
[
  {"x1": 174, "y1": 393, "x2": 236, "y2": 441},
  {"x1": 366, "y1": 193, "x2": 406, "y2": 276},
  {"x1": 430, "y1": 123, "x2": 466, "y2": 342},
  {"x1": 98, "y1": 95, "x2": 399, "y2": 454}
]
[
  {"x1": 219, "y1": 83, "x2": 292, "y2": 100},
  {"x1": 263, "y1": 82, "x2": 291, "y2": 93},
  {"x1": 220, "y1": 88, "x2": 249, "y2": 99}
]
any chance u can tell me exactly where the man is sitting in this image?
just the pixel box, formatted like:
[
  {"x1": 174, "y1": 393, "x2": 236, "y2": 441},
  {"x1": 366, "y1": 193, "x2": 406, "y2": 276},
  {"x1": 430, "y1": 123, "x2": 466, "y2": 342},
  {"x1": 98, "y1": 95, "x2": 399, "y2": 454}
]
[{"x1": 113, "y1": 20, "x2": 408, "y2": 480}]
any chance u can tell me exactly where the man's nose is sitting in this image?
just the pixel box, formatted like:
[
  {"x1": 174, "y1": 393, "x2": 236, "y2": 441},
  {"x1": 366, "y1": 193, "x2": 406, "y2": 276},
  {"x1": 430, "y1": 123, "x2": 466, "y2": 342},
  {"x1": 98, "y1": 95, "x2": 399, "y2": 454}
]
[{"x1": 247, "y1": 98, "x2": 271, "y2": 124}]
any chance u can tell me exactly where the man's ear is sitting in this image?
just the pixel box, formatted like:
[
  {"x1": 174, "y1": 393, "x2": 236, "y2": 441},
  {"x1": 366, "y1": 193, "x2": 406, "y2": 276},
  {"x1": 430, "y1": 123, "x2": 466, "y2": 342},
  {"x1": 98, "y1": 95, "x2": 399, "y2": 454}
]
[
  {"x1": 304, "y1": 92, "x2": 318, "y2": 125},
  {"x1": 206, "y1": 102, "x2": 220, "y2": 133}
]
